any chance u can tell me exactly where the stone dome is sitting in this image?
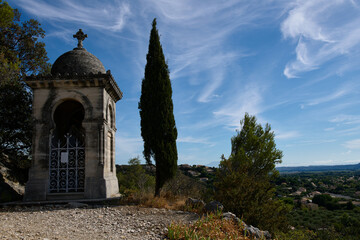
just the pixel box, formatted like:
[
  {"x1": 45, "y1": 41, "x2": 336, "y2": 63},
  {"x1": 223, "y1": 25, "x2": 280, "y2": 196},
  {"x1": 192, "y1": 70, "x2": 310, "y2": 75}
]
[{"x1": 51, "y1": 48, "x2": 106, "y2": 75}]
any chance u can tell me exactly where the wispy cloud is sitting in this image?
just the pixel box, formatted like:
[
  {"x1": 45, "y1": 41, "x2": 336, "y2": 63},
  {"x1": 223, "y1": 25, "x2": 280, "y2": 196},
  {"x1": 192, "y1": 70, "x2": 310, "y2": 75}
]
[
  {"x1": 213, "y1": 82, "x2": 263, "y2": 128},
  {"x1": 307, "y1": 89, "x2": 347, "y2": 106},
  {"x1": 344, "y1": 139, "x2": 360, "y2": 149},
  {"x1": 300, "y1": 83, "x2": 355, "y2": 109},
  {"x1": 115, "y1": 135, "x2": 143, "y2": 160},
  {"x1": 178, "y1": 136, "x2": 214, "y2": 146},
  {"x1": 330, "y1": 114, "x2": 360, "y2": 125},
  {"x1": 275, "y1": 130, "x2": 300, "y2": 140},
  {"x1": 14, "y1": 0, "x2": 131, "y2": 32},
  {"x1": 136, "y1": 1, "x2": 287, "y2": 103},
  {"x1": 282, "y1": 0, "x2": 360, "y2": 78}
]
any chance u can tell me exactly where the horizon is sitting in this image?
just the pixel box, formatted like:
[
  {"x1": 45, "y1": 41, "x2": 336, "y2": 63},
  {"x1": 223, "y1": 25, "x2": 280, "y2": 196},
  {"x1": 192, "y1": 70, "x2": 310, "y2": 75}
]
[{"x1": 9, "y1": 0, "x2": 360, "y2": 167}]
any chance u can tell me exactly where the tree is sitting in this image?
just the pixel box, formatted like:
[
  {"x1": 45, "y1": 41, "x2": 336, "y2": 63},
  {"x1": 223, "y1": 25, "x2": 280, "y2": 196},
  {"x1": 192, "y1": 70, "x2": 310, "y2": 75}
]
[
  {"x1": 0, "y1": 0, "x2": 50, "y2": 79},
  {"x1": 0, "y1": 0, "x2": 50, "y2": 172},
  {"x1": 117, "y1": 157, "x2": 155, "y2": 196},
  {"x1": 214, "y1": 113, "x2": 288, "y2": 233},
  {"x1": 139, "y1": 18, "x2": 178, "y2": 196}
]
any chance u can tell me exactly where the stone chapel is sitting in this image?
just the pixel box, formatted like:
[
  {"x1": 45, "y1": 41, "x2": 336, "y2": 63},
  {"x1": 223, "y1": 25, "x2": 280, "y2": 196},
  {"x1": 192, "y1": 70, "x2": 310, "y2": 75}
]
[{"x1": 24, "y1": 29, "x2": 122, "y2": 201}]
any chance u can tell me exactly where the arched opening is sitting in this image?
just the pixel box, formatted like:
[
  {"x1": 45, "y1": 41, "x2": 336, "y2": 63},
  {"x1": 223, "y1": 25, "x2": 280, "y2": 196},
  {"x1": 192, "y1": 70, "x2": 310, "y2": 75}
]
[
  {"x1": 49, "y1": 100, "x2": 85, "y2": 193},
  {"x1": 107, "y1": 132, "x2": 114, "y2": 172},
  {"x1": 107, "y1": 105, "x2": 114, "y2": 172},
  {"x1": 54, "y1": 100, "x2": 85, "y2": 142},
  {"x1": 108, "y1": 104, "x2": 114, "y2": 129}
]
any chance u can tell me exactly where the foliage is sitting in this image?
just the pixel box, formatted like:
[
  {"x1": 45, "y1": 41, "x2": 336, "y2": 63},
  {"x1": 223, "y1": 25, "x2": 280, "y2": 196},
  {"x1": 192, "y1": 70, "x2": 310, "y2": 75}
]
[
  {"x1": 0, "y1": 1, "x2": 50, "y2": 174},
  {"x1": 167, "y1": 212, "x2": 250, "y2": 240},
  {"x1": 312, "y1": 194, "x2": 343, "y2": 210},
  {"x1": 214, "y1": 113, "x2": 287, "y2": 233},
  {"x1": 0, "y1": 81, "x2": 32, "y2": 156},
  {"x1": 287, "y1": 207, "x2": 360, "y2": 239},
  {"x1": 162, "y1": 169, "x2": 206, "y2": 199},
  {"x1": 274, "y1": 229, "x2": 318, "y2": 240},
  {"x1": 117, "y1": 157, "x2": 155, "y2": 196},
  {"x1": 277, "y1": 170, "x2": 360, "y2": 199},
  {"x1": 0, "y1": 0, "x2": 50, "y2": 79},
  {"x1": 139, "y1": 18, "x2": 178, "y2": 196}
]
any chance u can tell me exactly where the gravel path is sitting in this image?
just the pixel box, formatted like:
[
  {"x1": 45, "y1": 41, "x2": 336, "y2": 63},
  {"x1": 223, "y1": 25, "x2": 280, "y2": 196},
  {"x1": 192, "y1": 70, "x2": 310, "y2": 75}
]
[{"x1": 0, "y1": 205, "x2": 199, "y2": 240}]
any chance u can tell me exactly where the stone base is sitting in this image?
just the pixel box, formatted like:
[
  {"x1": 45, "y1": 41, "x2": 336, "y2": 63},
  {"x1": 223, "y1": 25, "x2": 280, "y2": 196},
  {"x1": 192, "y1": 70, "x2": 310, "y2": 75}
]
[
  {"x1": 24, "y1": 176, "x2": 119, "y2": 201},
  {"x1": 103, "y1": 175, "x2": 120, "y2": 198},
  {"x1": 24, "y1": 179, "x2": 48, "y2": 201},
  {"x1": 47, "y1": 193, "x2": 85, "y2": 201},
  {"x1": 84, "y1": 176, "x2": 119, "y2": 199}
]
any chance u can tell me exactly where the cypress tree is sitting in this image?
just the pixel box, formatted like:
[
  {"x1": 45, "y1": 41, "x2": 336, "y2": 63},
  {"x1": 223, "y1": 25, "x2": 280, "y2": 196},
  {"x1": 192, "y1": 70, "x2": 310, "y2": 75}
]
[{"x1": 139, "y1": 18, "x2": 178, "y2": 196}]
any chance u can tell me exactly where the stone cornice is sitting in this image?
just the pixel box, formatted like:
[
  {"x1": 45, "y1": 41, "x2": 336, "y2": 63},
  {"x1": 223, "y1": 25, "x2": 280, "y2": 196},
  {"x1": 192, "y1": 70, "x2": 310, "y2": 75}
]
[{"x1": 25, "y1": 70, "x2": 123, "y2": 102}]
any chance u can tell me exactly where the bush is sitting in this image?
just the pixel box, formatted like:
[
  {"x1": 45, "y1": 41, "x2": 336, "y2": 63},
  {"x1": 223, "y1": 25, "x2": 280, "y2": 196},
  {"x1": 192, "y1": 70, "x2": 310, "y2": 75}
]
[
  {"x1": 117, "y1": 157, "x2": 155, "y2": 197},
  {"x1": 162, "y1": 169, "x2": 206, "y2": 199}
]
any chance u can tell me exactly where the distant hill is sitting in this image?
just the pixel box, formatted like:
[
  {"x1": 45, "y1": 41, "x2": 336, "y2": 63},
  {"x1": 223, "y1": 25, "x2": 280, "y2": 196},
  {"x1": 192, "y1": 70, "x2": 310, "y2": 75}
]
[
  {"x1": 277, "y1": 163, "x2": 360, "y2": 173},
  {"x1": 205, "y1": 161, "x2": 220, "y2": 168},
  {"x1": 206, "y1": 162, "x2": 360, "y2": 172}
]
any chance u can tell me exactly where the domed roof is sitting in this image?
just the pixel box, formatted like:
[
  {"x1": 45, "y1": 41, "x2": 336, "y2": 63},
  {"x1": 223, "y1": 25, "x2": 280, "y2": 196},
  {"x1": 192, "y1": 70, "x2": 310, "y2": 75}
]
[
  {"x1": 51, "y1": 29, "x2": 106, "y2": 76},
  {"x1": 51, "y1": 48, "x2": 106, "y2": 75}
]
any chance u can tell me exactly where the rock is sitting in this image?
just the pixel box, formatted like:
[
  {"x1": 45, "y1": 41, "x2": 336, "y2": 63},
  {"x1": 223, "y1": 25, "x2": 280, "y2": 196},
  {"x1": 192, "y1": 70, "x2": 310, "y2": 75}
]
[
  {"x1": 244, "y1": 225, "x2": 259, "y2": 238},
  {"x1": 204, "y1": 201, "x2": 224, "y2": 213},
  {"x1": 185, "y1": 198, "x2": 205, "y2": 209},
  {"x1": 222, "y1": 211, "x2": 271, "y2": 240},
  {"x1": 244, "y1": 224, "x2": 271, "y2": 240},
  {"x1": 262, "y1": 230, "x2": 272, "y2": 240},
  {"x1": 0, "y1": 161, "x2": 24, "y2": 203},
  {"x1": 222, "y1": 212, "x2": 241, "y2": 223}
]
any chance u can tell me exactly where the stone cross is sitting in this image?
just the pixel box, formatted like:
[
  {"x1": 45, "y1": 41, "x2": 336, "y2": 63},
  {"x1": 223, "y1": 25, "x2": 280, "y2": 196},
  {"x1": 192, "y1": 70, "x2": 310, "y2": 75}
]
[{"x1": 73, "y1": 29, "x2": 88, "y2": 49}]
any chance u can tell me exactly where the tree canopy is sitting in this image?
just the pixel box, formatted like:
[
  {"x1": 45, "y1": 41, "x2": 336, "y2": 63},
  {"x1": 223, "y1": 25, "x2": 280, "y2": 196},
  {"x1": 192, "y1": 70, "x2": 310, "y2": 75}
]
[
  {"x1": 0, "y1": 0, "x2": 50, "y2": 80},
  {"x1": 214, "y1": 113, "x2": 287, "y2": 233},
  {"x1": 0, "y1": 0, "x2": 50, "y2": 173},
  {"x1": 139, "y1": 19, "x2": 178, "y2": 196}
]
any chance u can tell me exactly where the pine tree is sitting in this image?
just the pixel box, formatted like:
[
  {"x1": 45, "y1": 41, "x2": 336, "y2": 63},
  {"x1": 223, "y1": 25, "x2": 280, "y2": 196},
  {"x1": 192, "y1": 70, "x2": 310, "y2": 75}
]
[
  {"x1": 139, "y1": 19, "x2": 178, "y2": 196},
  {"x1": 214, "y1": 113, "x2": 288, "y2": 233}
]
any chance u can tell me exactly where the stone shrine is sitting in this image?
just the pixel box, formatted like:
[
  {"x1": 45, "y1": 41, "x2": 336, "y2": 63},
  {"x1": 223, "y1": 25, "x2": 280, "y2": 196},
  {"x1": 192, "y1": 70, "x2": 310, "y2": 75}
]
[{"x1": 24, "y1": 29, "x2": 122, "y2": 201}]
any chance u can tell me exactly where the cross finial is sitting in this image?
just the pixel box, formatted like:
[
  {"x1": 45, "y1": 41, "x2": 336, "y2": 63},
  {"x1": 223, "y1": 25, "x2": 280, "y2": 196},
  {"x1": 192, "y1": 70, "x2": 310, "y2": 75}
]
[{"x1": 73, "y1": 29, "x2": 88, "y2": 49}]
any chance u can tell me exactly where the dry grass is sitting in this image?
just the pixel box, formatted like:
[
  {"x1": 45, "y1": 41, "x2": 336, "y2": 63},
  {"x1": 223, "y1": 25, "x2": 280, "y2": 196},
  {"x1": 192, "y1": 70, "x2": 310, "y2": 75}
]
[
  {"x1": 167, "y1": 213, "x2": 251, "y2": 240},
  {"x1": 140, "y1": 193, "x2": 187, "y2": 210},
  {"x1": 119, "y1": 193, "x2": 253, "y2": 239},
  {"x1": 119, "y1": 191, "x2": 188, "y2": 210}
]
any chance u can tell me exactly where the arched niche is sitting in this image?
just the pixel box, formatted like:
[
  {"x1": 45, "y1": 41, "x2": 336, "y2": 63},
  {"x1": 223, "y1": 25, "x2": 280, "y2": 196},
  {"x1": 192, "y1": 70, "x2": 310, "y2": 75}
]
[
  {"x1": 53, "y1": 99, "x2": 85, "y2": 142},
  {"x1": 108, "y1": 104, "x2": 114, "y2": 129}
]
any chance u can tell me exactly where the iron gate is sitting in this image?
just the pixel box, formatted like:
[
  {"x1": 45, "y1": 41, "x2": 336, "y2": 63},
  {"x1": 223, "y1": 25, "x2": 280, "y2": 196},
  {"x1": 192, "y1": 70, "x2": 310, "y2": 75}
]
[{"x1": 49, "y1": 133, "x2": 85, "y2": 193}]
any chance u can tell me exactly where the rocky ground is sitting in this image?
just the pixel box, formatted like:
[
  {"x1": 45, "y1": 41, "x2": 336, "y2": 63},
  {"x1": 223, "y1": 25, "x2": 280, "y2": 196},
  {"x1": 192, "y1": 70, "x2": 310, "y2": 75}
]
[{"x1": 0, "y1": 204, "x2": 199, "y2": 240}]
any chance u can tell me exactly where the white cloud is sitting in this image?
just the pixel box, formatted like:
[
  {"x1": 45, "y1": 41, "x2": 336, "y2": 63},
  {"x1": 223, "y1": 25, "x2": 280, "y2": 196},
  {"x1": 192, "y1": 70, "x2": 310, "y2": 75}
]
[
  {"x1": 282, "y1": 0, "x2": 360, "y2": 78},
  {"x1": 330, "y1": 114, "x2": 360, "y2": 124},
  {"x1": 344, "y1": 139, "x2": 360, "y2": 149},
  {"x1": 311, "y1": 159, "x2": 336, "y2": 165},
  {"x1": 213, "y1": 82, "x2": 263, "y2": 128},
  {"x1": 115, "y1": 135, "x2": 143, "y2": 162},
  {"x1": 276, "y1": 130, "x2": 300, "y2": 140},
  {"x1": 301, "y1": 83, "x2": 354, "y2": 108},
  {"x1": 298, "y1": 139, "x2": 336, "y2": 146},
  {"x1": 178, "y1": 136, "x2": 212, "y2": 145},
  {"x1": 136, "y1": 1, "x2": 286, "y2": 103},
  {"x1": 13, "y1": 0, "x2": 131, "y2": 32},
  {"x1": 307, "y1": 89, "x2": 347, "y2": 106}
]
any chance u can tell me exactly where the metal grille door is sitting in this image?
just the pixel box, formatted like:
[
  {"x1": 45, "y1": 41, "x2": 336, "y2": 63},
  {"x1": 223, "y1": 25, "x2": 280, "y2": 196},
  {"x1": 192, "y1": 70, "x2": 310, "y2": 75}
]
[{"x1": 49, "y1": 133, "x2": 85, "y2": 193}]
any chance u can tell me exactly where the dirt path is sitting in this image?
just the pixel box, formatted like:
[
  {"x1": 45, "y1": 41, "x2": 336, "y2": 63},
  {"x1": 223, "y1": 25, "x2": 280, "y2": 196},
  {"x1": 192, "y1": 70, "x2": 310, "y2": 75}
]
[{"x1": 0, "y1": 205, "x2": 199, "y2": 240}]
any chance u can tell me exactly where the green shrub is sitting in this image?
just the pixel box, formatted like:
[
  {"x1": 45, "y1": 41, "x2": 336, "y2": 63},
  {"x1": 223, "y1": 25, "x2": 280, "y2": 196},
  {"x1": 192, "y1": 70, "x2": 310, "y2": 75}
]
[{"x1": 117, "y1": 157, "x2": 155, "y2": 196}]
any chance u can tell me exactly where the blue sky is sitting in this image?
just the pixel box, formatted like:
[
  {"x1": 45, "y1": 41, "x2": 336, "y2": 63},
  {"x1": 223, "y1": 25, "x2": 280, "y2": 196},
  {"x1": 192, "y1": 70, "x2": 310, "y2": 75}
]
[{"x1": 9, "y1": 0, "x2": 360, "y2": 167}]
